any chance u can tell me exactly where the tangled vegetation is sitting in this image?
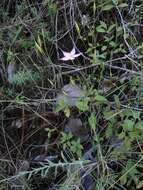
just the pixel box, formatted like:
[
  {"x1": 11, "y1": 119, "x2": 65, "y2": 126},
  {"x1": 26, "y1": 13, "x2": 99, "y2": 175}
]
[{"x1": 0, "y1": 0, "x2": 143, "y2": 189}]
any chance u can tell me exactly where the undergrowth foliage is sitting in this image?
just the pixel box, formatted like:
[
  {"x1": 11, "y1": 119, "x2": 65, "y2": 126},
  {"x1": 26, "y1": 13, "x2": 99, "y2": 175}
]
[{"x1": 0, "y1": 0, "x2": 143, "y2": 189}]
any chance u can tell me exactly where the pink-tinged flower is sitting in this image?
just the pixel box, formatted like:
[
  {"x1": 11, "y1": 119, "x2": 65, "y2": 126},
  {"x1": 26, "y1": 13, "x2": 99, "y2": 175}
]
[{"x1": 59, "y1": 47, "x2": 82, "y2": 61}]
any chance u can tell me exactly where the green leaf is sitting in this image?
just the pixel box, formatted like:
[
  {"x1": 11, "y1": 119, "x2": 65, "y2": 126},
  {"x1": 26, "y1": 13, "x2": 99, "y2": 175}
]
[
  {"x1": 123, "y1": 138, "x2": 131, "y2": 150},
  {"x1": 55, "y1": 99, "x2": 66, "y2": 112},
  {"x1": 105, "y1": 124, "x2": 113, "y2": 138},
  {"x1": 76, "y1": 98, "x2": 89, "y2": 111},
  {"x1": 135, "y1": 121, "x2": 143, "y2": 130},
  {"x1": 118, "y1": 3, "x2": 128, "y2": 8},
  {"x1": 132, "y1": 111, "x2": 140, "y2": 120},
  {"x1": 64, "y1": 107, "x2": 70, "y2": 117},
  {"x1": 123, "y1": 119, "x2": 134, "y2": 131},
  {"x1": 95, "y1": 95, "x2": 107, "y2": 102},
  {"x1": 114, "y1": 95, "x2": 120, "y2": 108},
  {"x1": 128, "y1": 130, "x2": 140, "y2": 140},
  {"x1": 107, "y1": 24, "x2": 116, "y2": 32},
  {"x1": 100, "y1": 21, "x2": 107, "y2": 29},
  {"x1": 101, "y1": 46, "x2": 107, "y2": 51},
  {"x1": 117, "y1": 26, "x2": 123, "y2": 32},
  {"x1": 102, "y1": 4, "x2": 114, "y2": 11},
  {"x1": 96, "y1": 26, "x2": 106, "y2": 33},
  {"x1": 122, "y1": 109, "x2": 140, "y2": 120},
  {"x1": 118, "y1": 131, "x2": 125, "y2": 139},
  {"x1": 88, "y1": 114, "x2": 96, "y2": 132},
  {"x1": 103, "y1": 109, "x2": 115, "y2": 120},
  {"x1": 109, "y1": 41, "x2": 117, "y2": 48}
]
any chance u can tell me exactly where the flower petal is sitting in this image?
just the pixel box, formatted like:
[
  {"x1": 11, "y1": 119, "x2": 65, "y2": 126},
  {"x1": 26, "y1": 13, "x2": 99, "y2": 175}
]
[
  {"x1": 73, "y1": 53, "x2": 82, "y2": 58},
  {"x1": 70, "y1": 47, "x2": 76, "y2": 55},
  {"x1": 59, "y1": 56, "x2": 71, "y2": 61},
  {"x1": 59, "y1": 56, "x2": 75, "y2": 61},
  {"x1": 62, "y1": 51, "x2": 71, "y2": 57},
  {"x1": 59, "y1": 47, "x2": 82, "y2": 61}
]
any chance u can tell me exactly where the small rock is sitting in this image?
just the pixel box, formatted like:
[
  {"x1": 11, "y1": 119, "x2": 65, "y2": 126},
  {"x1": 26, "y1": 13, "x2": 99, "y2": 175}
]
[
  {"x1": 81, "y1": 173, "x2": 95, "y2": 190},
  {"x1": 7, "y1": 63, "x2": 14, "y2": 84},
  {"x1": 57, "y1": 84, "x2": 85, "y2": 107},
  {"x1": 65, "y1": 118, "x2": 89, "y2": 142}
]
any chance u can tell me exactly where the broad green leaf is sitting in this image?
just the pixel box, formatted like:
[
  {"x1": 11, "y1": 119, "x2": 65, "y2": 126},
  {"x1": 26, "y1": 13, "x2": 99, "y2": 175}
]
[
  {"x1": 100, "y1": 21, "x2": 107, "y2": 29},
  {"x1": 103, "y1": 110, "x2": 115, "y2": 120},
  {"x1": 135, "y1": 121, "x2": 143, "y2": 130},
  {"x1": 95, "y1": 95, "x2": 107, "y2": 102},
  {"x1": 123, "y1": 119, "x2": 134, "y2": 131},
  {"x1": 118, "y1": 3, "x2": 128, "y2": 8},
  {"x1": 102, "y1": 4, "x2": 114, "y2": 11},
  {"x1": 76, "y1": 98, "x2": 89, "y2": 111},
  {"x1": 96, "y1": 26, "x2": 106, "y2": 33},
  {"x1": 132, "y1": 111, "x2": 140, "y2": 119},
  {"x1": 123, "y1": 110, "x2": 140, "y2": 120}
]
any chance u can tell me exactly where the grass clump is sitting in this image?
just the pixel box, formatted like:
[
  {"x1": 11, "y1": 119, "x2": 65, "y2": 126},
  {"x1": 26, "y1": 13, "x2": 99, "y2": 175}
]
[{"x1": 12, "y1": 70, "x2": 40, "y2": 87}]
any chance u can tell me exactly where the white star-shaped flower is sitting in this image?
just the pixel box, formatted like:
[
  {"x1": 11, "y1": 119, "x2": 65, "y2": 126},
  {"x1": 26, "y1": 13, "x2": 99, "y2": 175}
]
[{"x1": 59, "y1": 47, "x2": 82, "y2": 61}]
